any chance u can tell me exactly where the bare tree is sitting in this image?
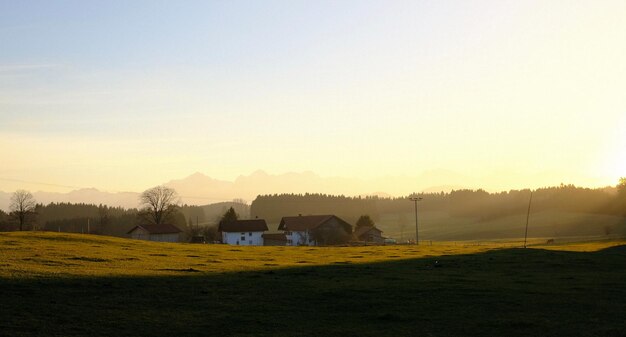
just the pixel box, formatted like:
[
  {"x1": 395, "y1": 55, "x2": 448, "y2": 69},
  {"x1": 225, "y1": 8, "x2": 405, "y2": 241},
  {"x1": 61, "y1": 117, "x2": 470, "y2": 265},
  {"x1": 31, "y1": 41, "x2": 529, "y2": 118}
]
[
  {"x1": 10, "y1": 190, "x2": 36, "y2": 231},
  {"x1": 138, "y1": 186, "x2": 180, "y2": 225}
]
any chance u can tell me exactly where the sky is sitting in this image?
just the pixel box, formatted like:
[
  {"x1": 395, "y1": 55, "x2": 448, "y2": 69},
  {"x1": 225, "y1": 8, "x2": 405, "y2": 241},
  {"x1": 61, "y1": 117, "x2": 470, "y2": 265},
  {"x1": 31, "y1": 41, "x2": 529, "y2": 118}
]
[{"x1": 1, "y1": 0, "x2": 625, "y2": 195}]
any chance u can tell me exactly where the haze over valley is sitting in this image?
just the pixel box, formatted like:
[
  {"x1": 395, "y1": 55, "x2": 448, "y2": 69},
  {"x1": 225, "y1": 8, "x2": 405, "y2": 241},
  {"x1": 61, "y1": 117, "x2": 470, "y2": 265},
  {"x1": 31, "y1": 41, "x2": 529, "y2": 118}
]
[{"x1": 0, "y1": 168, "x2": 616, "y2": 211}]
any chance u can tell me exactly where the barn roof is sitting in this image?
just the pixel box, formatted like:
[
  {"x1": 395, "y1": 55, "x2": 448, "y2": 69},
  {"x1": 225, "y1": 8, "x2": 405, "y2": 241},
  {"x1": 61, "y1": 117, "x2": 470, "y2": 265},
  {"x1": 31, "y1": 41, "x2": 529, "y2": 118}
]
[
  {"x1": 127, "y1": 223, "x2": 182, "y2": 234},
  {"x1": 218, "y1": 219, "x2": 268, "y2": 233},
  {"x1": 278, "y1": 215, "x2": 351, "y2": 232}
]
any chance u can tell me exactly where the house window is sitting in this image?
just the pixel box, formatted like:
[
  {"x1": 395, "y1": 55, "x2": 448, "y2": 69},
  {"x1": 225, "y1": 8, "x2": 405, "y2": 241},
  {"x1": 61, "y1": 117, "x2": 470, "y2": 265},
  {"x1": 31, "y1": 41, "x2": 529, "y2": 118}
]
[
  {"x1": 249, "y1": 232, "x2": 252, "y2": 236},
  {"x1": 241, "y1": 232, "x2": 245, "y2": 235},
  {"x1": 285, "y1": 231, "x2": 291, "y2": 235},
  {"x1": 241, "y1": 236, "x2": 245, "y2": 241}
]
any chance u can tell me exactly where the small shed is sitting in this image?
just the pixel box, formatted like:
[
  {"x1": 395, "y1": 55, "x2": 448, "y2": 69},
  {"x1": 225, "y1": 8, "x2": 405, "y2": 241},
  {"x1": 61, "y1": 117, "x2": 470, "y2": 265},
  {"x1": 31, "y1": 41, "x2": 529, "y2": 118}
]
[
  {"x1": 278, "y1": 214, "x2": 352, "y2": 246},
  {"x1": 127, "y1": 224, "x2": 182, "y2": 243},
  {"x1": 353, "y1": 226, "x2": 384, "y2": 244}
]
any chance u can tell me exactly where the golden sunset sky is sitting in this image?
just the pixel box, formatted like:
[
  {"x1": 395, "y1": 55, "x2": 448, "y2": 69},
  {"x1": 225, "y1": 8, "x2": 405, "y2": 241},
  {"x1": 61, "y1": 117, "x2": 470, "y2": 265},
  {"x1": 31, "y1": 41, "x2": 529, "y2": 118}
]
[{"x1": 1, "y1": 1, "x2": 625, "y2": 195}]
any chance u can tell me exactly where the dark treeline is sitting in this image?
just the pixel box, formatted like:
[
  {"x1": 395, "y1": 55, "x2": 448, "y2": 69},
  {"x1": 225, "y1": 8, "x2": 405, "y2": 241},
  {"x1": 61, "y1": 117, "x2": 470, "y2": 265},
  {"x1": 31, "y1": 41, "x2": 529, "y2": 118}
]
[
  {"x1": 251, "y1": 183, "x2": 626, "y2": 225},
  {"x1": 37, "y1": 203, "x2": 139, "y2": 237},
  {"x1": 0, "y1": 201, "x2": 237, "y2": 241},
  {"x1": 1, "y1": 202, "x2": 181, "y2": 237},
  {"x1": 38, "y1": 203, "x2": 210, "y2": 237}
]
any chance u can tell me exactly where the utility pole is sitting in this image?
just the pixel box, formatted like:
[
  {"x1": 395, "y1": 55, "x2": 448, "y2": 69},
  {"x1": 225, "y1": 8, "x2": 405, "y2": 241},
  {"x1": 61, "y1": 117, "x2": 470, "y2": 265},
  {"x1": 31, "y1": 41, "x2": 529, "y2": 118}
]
[
  {"x1": 409, "y1": 196, "x2": 423, "y2": 245},
  {"x1": 524, "y1": 191, "x2": 533, "y2": 248},
  {"x1": 87, "y1": 218, "x2": 90, "y2": 234}
]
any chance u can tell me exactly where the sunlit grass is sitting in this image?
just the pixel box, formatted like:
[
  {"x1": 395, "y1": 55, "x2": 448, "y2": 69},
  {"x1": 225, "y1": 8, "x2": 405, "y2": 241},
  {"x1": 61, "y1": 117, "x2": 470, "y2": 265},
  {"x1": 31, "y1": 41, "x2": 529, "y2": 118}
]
[
  {"x1": 1, "y1": 231, "x2": 623, "y2": 278},
  {"x1": 2, "y1": 231, "x2": 625, "y2": 336}
]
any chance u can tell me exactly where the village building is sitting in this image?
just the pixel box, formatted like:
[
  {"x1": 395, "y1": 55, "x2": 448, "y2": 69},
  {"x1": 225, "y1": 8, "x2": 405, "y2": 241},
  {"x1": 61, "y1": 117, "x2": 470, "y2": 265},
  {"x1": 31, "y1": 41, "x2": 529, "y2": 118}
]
[
  {"x1": 127, "y1": 223, "x2": 182, "y2": 243},
  {"x1": 218, "y1": 219, "x2": 268, "y2": 245},
  {"x1": 278, "y1": 214, "x2": 352, "y2": 246},
  {"x1": 353, "y1": 225, "x2": 385, "y2": 244}
]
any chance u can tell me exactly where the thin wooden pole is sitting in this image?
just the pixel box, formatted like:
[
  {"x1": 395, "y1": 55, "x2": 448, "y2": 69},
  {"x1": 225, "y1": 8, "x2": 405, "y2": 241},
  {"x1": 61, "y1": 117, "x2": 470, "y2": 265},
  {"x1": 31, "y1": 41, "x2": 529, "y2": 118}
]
[
  {"x1": 524, "y1": 191, "x2": 533, "y2": 248},
  {"x1": 414, "y1": 199, "x2": 418, "y2": 245},
  {"x1": 410, "y1": 197, "x2": 422, "y2": 245}
]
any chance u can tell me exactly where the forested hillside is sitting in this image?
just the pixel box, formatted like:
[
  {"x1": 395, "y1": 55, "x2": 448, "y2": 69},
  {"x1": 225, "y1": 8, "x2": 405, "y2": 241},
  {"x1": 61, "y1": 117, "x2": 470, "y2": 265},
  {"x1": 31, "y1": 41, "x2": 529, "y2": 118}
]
[{"x1": 251, "y1": 183, "x2": 626, "y2": 240}]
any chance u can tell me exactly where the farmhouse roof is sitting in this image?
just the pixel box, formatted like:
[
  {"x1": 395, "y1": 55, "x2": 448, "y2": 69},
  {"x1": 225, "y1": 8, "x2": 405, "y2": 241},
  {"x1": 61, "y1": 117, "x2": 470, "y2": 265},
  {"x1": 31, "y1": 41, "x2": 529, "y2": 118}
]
[
  {"x1": 126, "y1": 223, "x2": 182, "y2": 234},
  {"x1": 278, "y1": 215, "x2": 351, "y2": 232},
  {"x1": 353, "y1": 225, "x2": 383, "y2": 239},
  {"x1": 218, "y1": 219, "x2": 268, "y2": 232}
]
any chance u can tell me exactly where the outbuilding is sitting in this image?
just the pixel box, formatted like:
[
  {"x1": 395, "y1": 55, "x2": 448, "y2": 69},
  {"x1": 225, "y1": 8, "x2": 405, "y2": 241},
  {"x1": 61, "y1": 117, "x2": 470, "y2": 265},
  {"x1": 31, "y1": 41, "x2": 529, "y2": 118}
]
[
  {"x1": 278, "y1": 214, "x2": 352, "y2": 246},
  {"x1": 353, "y1": 225, "x2": 384, "y2": 244},
  {"x1": 127, "y1": 223, "x2": 182, "y2": 243}
]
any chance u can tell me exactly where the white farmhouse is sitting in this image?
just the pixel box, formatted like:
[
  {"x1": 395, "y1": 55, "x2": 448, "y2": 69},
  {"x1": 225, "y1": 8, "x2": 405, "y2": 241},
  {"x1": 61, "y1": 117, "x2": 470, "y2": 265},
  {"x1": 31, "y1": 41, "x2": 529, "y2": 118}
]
[
  {"x1": 278, "y1": 215, "x2": 352, "y2": 246},
  {"x1": 218, "y1": 219, "x2": 268, "y2": 246},
  {"x1": 127, "y1": 223, "x2": 182, "y2": 243}
]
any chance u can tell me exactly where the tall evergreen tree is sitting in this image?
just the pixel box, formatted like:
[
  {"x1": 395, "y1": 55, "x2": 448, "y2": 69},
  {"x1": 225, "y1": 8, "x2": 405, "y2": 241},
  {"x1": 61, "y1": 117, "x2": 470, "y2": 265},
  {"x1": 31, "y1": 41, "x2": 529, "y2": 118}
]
[{"x1": 220, "y1": 207, "x2": 239, "y2": 224}]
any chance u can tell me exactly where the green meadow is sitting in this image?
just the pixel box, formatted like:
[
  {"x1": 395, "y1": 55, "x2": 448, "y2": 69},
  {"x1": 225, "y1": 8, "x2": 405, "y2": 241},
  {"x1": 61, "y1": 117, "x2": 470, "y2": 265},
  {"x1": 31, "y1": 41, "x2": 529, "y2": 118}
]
[{"x1": 1, "y1": 232, "x2": 625, "y2": 336}]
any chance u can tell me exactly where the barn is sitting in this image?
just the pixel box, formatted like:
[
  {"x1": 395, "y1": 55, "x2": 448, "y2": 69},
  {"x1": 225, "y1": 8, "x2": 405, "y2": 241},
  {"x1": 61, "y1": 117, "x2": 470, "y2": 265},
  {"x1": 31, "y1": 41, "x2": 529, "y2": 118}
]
[
  {"x1": 127, "y1": 224, "x2": 182, "y2": 243},
  {"x1": 353, "y1": 225, "x2": 384, "y2": 244},
  {"x1": 278, "y1": 214, "x2": 352, "y2": 246}
]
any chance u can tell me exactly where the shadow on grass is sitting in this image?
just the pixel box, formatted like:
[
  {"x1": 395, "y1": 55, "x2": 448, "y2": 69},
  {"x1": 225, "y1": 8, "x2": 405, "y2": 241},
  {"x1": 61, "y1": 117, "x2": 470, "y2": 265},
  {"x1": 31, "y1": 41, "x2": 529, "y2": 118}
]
[{"x1": 2, "y1": 246, "x2": 625, "y2": 337}]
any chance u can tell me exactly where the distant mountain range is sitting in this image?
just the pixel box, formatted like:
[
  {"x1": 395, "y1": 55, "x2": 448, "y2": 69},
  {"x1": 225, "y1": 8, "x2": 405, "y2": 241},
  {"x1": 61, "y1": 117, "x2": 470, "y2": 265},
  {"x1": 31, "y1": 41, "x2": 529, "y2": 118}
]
[
  {"x1": 0, "y1": 169, "x2": 471, "y2": 211},
  {"x1": 164, "y1": 169, "x2": 472, "y2": 202}
]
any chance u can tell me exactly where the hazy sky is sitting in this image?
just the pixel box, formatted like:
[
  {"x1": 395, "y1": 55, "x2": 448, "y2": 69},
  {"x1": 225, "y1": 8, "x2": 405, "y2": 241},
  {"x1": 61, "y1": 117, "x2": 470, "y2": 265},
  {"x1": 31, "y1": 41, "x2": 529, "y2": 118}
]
[{"x1": 1, "y1": 0, "x2": 625, "y2": 194}]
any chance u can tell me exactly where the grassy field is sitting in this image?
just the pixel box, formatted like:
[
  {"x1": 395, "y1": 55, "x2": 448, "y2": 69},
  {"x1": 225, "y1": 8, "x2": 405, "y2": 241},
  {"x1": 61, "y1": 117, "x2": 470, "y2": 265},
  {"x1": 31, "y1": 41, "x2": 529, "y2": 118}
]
[{"x1": 1, "y1": 232, "x2": 625, "y2": 336}]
